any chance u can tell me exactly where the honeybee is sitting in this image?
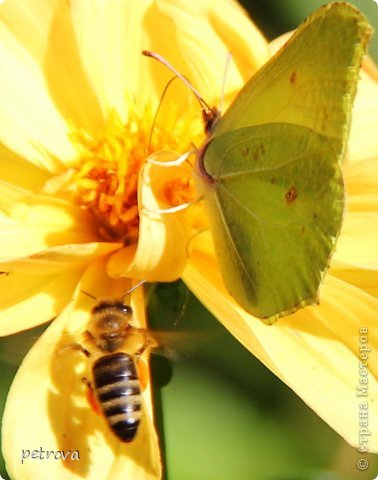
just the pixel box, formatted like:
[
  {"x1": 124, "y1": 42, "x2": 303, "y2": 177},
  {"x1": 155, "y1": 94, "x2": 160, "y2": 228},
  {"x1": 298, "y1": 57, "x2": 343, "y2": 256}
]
[{"x1": 75, "y1": 294, "x2": 156, "y2": 443}]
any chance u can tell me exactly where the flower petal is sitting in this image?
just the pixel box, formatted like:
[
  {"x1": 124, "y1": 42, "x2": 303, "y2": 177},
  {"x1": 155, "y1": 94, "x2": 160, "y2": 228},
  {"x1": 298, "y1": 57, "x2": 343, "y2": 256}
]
[
  {"x1": 0, "y1": 267, "x2": 83, "y2": 336},
  {"x1": 0, "y1": 8, "x2": 74, "y2": 168},
  {"x1": 0, "y1": 242, "x2": 121, "y2": 275},
  {"x1": 331, "y1": 261, "x2": 378, "y2": 299},
  {"x1": 333, "y1": 156, "x2": 378, "y2": 269},
  {"x1": 0, "y1": 142, "x2": 50, "y2": 191},
  {"x1": 0, "y1": 182, "x2": 100, "y2": 258},
  {"x1": 344, "y1": 156, "x2": 378, "y2": 212},
  {"x1": 2, "y1": 258, "x2": 161, "y2": 479},
  {"x1": 70, "y1": 0, "x2": 154, "y2": 120},
  {"x1": 349, "y1": 69, "x2": 378, "y2": 162},
  {"x1": 0, "y1": 0, "x2": 104, "y2": 167},
  {"x1": 107, "y1": 152, "x2": 190, "y2": 281},
  {"x1": 183, "y1": 248, "x2": 378, "y2": 452},
  {"x1": 155, "y1": 0, "x2": 269, "y2": 103},
  {"x1": 333, "y1": 212, "x2": 378, "y2": 269},
  {"x1": 70, "y1": 0, "x2": 269, "y2": 120}
]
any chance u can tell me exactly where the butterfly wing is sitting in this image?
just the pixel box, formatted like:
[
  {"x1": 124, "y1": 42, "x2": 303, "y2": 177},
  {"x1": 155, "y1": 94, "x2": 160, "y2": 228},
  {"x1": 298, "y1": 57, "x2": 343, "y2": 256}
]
[
  {"x1": 213, "y1": 3, "x2": 372, "y2": 162},
  {"x1": 196, "y1": 123, "x2": 344, "y2": 321},
  {"x1": 195, "y1": 3, "x2": 371, "y2": 321}
]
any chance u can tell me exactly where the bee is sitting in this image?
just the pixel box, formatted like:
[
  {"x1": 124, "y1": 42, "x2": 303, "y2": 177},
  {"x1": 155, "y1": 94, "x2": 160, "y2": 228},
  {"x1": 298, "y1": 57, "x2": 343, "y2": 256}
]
[{"x1": 76, "y1": 294, "x2": 156, "y2": 443}]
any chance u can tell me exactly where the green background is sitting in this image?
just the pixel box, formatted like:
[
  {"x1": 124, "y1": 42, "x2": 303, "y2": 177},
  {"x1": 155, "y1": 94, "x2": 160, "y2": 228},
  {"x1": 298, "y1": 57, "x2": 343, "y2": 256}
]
[{"x1": 1, "y1": 1, "x2": 378, "y2": 479}]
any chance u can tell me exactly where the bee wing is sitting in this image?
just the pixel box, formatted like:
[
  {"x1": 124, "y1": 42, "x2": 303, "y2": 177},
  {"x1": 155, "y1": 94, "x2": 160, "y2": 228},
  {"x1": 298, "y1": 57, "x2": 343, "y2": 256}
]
[
  {"x1": 0, "y1": 322, "x2": 51, "y2": 366},
  {"x1": 148, "y1": 329, "x2": 218, "y2": 361},
  {"x1": 0, "y1": 321, "x2": 90, "y2": 366}
]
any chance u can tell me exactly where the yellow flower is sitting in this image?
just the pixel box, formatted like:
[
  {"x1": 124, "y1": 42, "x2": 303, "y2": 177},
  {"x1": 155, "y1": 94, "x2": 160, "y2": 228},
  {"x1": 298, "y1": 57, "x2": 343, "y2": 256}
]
[
  {"x1": 0, "y1": 1, "x2": 377, "y2": 480},
  {"x1": 0, "y1": 1, "x2": 268, "y2": 479}
]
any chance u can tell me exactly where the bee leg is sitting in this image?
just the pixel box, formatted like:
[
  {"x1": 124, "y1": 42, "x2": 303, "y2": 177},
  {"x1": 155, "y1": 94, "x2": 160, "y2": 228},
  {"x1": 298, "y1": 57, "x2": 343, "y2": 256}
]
[
  {"x1": 136, "y1": 358, "x2": 149, "y2": 392},
  {"x1": 135, "y1": 338, "x2": 151, "y2": 358},
  {"x1": 134, "y1": 339, "x2": 151, "y2": 392},
  {"x1": 82, "y1": 377, "x2": 92, "y2": 388},
  {"x1": 75, "y1": 345, "x2": 91, "y2": 357},
  {"x1": 57, "y1": 343, "x2": 91, "y2": 357},
  {"x1": 82, "y1": 377, "x2": 102, "y2": 415}
]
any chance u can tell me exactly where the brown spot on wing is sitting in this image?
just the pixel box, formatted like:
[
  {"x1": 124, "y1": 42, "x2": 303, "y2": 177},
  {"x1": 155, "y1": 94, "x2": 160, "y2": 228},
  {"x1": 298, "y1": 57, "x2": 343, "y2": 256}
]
[{"x1": 285, "y1": 186, "x2": 297, "y2": 204}]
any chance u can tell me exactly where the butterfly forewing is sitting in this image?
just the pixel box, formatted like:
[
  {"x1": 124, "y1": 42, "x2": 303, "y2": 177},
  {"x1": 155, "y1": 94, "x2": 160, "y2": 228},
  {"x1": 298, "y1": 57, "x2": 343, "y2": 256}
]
[{"x1": 213, "y1": 3, "x2": 372, "y2": 163}]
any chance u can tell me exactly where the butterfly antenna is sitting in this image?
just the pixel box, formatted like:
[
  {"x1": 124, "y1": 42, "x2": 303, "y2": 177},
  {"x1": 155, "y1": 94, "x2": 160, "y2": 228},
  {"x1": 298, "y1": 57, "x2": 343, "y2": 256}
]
[
  {"x1": 147, "y1": 75, "x2": 178, "y2": 153},
  {"x1": 219, "y1": 52, "x2": 233, "y2": 113},
  {"x1": 142, "y1": 50, "x2": 214, "y2": 114}
]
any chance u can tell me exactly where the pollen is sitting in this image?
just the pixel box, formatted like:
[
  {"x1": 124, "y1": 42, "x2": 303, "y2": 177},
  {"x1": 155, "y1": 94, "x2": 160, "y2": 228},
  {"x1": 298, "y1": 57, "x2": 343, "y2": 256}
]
[
  {"x1": 65, "y1": 107, "x2": 202, "y2": 244},
  {"x1": 163, "y1": 178, "x2": 196, "y2": 207}
]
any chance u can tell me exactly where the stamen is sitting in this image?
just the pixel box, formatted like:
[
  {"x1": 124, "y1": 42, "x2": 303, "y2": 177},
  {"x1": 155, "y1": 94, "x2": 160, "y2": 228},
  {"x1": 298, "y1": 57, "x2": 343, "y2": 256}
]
[{"x1": 45, "y1": 105, "x2": 204, "y2": 244}]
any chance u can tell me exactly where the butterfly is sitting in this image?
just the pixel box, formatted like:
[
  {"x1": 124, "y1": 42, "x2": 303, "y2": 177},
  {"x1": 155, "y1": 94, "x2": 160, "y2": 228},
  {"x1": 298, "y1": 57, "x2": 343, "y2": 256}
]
[
  {"x1": 194, "y1": 2, "x2": 372, "y2": 322},
  {"x1": 146, "y1": 3, "x2": 372, "y2": 323}
]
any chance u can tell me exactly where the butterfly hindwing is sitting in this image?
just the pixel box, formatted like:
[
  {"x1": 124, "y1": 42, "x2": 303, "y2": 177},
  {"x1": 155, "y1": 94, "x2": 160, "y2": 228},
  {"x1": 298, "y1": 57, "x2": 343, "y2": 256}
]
[{"x1": 197, "y1": 123, "x2": 344, "y2": 321}]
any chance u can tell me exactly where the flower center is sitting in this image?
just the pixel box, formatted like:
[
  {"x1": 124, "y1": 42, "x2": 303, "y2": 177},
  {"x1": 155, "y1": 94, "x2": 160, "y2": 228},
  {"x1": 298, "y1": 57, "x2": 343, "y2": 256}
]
[{"x1": 57, "y1": 106, "x2": 203, "y2": 244}]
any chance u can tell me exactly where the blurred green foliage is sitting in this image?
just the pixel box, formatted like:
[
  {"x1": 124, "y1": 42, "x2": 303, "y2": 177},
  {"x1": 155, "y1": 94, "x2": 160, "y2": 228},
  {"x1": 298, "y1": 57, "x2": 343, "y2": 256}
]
[{"x1": 0, "y1": 363, "x2": 16, "y2": 480}]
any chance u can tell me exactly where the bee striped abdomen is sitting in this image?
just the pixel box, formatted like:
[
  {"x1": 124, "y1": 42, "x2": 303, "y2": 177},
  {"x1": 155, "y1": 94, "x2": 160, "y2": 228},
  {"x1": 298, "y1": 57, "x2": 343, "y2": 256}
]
[{"x1": 92, "y1": 352, "x2": 142, "y2": 442}]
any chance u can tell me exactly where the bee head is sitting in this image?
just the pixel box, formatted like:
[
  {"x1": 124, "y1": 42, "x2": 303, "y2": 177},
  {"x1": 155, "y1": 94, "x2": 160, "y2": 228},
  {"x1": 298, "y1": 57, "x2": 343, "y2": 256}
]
[
  {"x1": 86, "y1": 299, "x2": 134, "y2": 352},
  {"x1": 92, "y1": 299, "x2": 132, "y2": 317}
]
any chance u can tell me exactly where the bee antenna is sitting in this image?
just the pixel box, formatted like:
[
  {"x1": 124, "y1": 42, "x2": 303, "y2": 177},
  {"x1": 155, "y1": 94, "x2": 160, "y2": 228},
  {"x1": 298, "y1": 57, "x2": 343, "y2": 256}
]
[
  {"x1": 80, "y1": 290, "x2": 98, "y2": 301},
  {"x1": 121, "y1": 280, "x2": 146, "y2": 302}
]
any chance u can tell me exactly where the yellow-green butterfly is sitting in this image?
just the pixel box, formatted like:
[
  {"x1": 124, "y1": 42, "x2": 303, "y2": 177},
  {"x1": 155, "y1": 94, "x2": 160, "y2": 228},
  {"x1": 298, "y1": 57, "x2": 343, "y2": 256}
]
[
  {"x1": 194, "y1": 2, "x2": 372, "y2": 323},
  {"x1": 146, "y1": 3, "x2": 372, "y2": 323}
]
